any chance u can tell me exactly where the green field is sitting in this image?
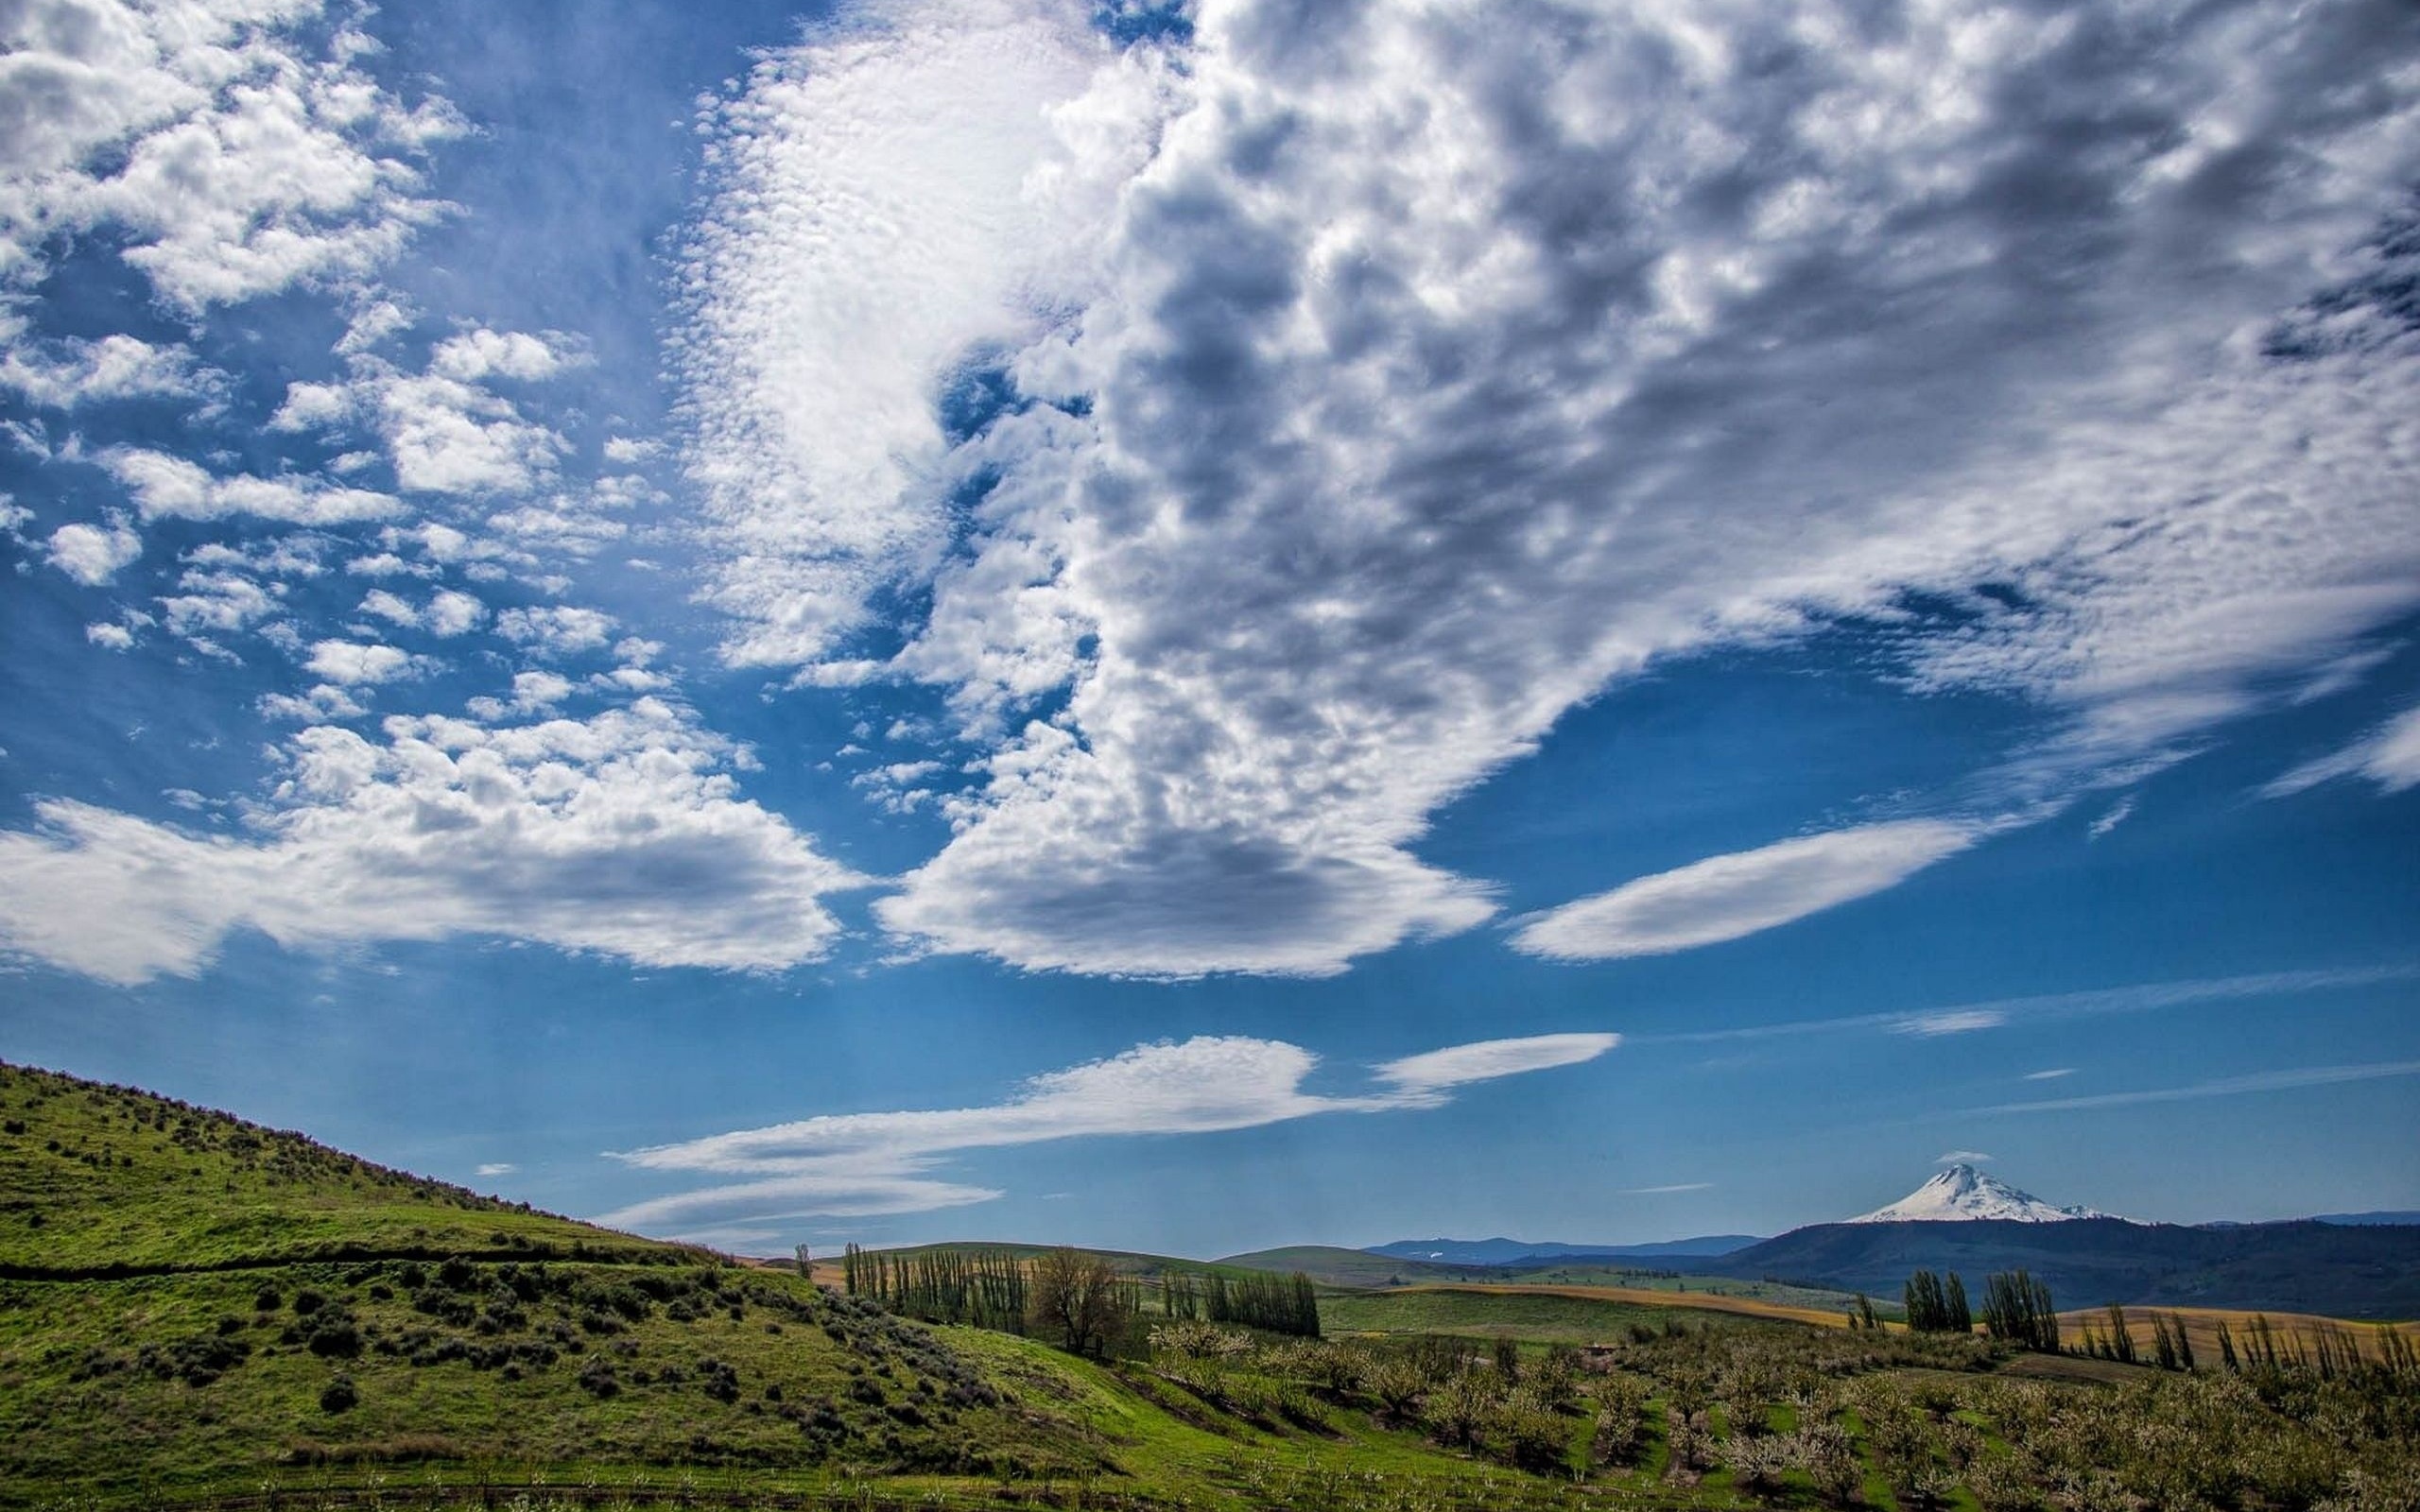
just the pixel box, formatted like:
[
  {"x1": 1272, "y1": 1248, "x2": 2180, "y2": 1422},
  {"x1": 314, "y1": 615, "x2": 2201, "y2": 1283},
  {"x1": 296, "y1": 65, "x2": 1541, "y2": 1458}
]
[
  {"x1": 1322, "y1": 1288, "x2": 1789, "y2": 1344},
  {"x1": 5, "y1": 1059, "x2": 2415, "y2": 1512}
]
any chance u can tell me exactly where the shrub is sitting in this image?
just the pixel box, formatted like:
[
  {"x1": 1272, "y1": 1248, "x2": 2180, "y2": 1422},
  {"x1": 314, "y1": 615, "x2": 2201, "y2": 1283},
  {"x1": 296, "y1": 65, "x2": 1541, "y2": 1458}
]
[{"x1": 319, "y1": 1374, "x2": 358, "y2": 1413}]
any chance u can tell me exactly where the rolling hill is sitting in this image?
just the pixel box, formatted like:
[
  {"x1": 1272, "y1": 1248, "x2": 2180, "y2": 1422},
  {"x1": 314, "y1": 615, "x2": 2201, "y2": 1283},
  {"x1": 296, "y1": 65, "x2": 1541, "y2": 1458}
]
[{"x1": 1364, "y1": 1235, "x2": 1763, "y2": 1265}]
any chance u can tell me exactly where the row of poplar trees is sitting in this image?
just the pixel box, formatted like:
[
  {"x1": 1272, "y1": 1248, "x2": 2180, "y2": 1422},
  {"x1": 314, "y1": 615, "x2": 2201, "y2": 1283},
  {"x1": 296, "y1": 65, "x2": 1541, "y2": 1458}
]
[
  {"x1": 1894, "y1": 1266, "x2": 2060, "y2": 1350},
  {"x1": 840, "y1": 1244, "x2": 1321, "y2": 1352},
  {"x1": 1158, "y1": 1266, "x2": 1322, "y2": 1336}
]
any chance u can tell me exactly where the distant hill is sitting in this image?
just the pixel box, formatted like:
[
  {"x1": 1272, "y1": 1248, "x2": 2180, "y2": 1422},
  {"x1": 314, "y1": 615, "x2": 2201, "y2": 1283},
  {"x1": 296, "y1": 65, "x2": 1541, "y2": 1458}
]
[
  {"x1": 1366, "y1": 1234, "x2": 1763, "y2": 1266},
  {"x1": 1217, "y1": 1245, "x2": 1513, "y2": 1288},
  {"x1": 2315, "y1": 1211, "x2": 2420, "y2": 1227},
  {"x1": 1702, "y1": 1217, "x2": 2420, "y2": 1318}
]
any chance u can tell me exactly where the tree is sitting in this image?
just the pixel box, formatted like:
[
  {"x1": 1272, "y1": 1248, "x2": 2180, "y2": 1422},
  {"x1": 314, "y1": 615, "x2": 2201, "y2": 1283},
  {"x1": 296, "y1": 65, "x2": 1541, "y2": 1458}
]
[
  {"x1": 1945, "y1": 1272, "x2": 1973, "y2": 1333},
  {"x1": 1028, "y1": 1246, "x2": 1131, "y2": 1359},
  {"x1": 1980, "y1": 1269, "x2": 2059, "y2": 1351}
]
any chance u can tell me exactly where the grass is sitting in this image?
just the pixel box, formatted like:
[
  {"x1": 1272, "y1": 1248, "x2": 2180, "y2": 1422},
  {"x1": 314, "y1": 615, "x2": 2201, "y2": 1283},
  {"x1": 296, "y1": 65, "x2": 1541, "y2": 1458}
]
[
  {"x1": 1381, "y1": 1283, "x2": 1859, "y2": 1332},
  {"x1": 0, "y1": 1064, "x2": 676, "y2": 1274},
  {"x1": 1321, "y1": 1288, "x2": 1792, "y2": 1345}
]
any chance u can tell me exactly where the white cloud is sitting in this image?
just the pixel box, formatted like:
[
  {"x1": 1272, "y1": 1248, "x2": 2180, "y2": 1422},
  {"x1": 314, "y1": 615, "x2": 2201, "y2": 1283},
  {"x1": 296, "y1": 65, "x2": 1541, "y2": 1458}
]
[
  {"x1": 0, "y1": 698, "x2": 865, "y2": 986},
  {"x1": 0, "y1": 335, "x2": 206, "y2": 407},
  {"x1": 2023, "y1": 1069, "x2": 2076, "y2": 1081},
  {"x1": 44, "y1": 518, "x2": 142, "y2": 585},
  {"x1": 429, "y1": 328, "x2": 579, "y2": 383},
  {"x1": 674, "y1": 0, "x2": 1178, "y2": 668},
  {"x1": 2087, "y1": 795, "x2": 2137, "y2": 840},
  {"x1": 1936, "y1": 1150, "x2": 1995, "y2": 1164},
  {"x1": 85, "y1": 622, "x2": 134, "y2": 651},
  {"x1": 1975, "y1": 1059, "x2": 2420, "y2": 1117},
  {"x1": 373, "y1": 369, "x2": 566, "y2": 496},
  {"x1": 1893, "y1": 1009, "x2": 2007, "y2": 1038},
  {"x1": 689, "y1": 0, "x2": 2408, "y2": 976},
  {"x1": 0, "y1": 0, "x2": 458, "y2": 311},
  {"x1": 2262, "y1": 701, "x2": 2420, "y2": 798},
  {"x1": 1375, "y1": 1033, "x2": 1620, "y2": 1098},
  {"x1": 599, "y1": 1028, "x2": 1616, "y2": 1230},
  {"x1": 101, "y1": 448, "x2": 401, "y2": 524},
  {"x1": 302, "y1": 639, "x2": 417, "y2": 686},
  {"x1": 1512, "y1": 820, "x2": 1979, "y2": 962},
  {"x1": 425, "y1": 588, "x2": 485, "y2": 637},
  {"x1": 356, "y1": 589, "x2": 418, "y2": 627},
  {"x1": 1615, "y1": 1182, "x2": 1713, "y2": 1195},
  {"x1": 160, "y1": 570, "x2": 280, "y2": 642},
  {"x1": 496, "y1": 605, "x2": 615, "y2": 657},
  {"x1": 475, "y1": 1162, "x2": 518, "y2": 1177}
]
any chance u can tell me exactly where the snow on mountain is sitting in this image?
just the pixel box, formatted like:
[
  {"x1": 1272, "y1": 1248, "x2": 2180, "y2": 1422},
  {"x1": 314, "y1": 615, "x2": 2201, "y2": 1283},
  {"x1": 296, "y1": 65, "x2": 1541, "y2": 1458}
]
[{"x1": 1847, "y1": 1164, "x2": 2120, "y2": 1224}]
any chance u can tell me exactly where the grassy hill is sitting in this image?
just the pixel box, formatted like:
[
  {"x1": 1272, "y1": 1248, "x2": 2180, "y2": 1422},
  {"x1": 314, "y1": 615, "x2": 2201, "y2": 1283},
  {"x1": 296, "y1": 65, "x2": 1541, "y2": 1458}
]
[{"x1": 0, "y1": 1062, "x2": 672, "y2": 1274}]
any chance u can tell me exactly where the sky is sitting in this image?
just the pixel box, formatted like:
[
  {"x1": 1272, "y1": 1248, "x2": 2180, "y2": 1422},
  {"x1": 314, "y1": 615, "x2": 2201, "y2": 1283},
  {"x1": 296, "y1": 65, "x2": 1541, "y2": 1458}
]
[{"x1": 2, "y1": 0, "x2": 2418, "y2": 1260}]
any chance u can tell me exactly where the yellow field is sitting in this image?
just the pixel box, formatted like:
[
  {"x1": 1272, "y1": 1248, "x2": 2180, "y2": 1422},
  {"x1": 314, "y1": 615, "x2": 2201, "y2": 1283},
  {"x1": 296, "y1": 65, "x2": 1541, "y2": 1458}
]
[
  {"x1": 2057, "y1": 1304, "x2": 2420, "y2": 1365},
  {"x1": 1389, "y1": 1281, "x2": 1858, "y2": 1330}
]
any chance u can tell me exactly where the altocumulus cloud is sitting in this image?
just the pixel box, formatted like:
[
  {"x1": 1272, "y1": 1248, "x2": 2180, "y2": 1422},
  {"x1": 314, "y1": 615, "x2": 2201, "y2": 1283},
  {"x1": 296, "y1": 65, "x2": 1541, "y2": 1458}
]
[
  {"x1": 597, "y1": 1031, "x2": 1619, "y2": 1233},
  {"x1": 682, "y1": 0, "x2": 2420, "y2": 977}
]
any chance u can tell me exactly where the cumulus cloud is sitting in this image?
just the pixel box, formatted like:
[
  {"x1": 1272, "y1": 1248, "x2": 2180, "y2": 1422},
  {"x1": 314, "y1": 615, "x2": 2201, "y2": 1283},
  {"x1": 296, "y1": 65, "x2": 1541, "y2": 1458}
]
[
  {"x1": 44, "y1": 518, "x2": 142, "y2": 585},
  {"x1": 0, "y1": 698, "x2": 865, "y2": 986},
  {"x1": 2262, "y1": 701, "x2": 2420, "y2": 797},
  {"x1": 269, "y1": 333, "x2": 577, "y2": 498},
  {"x1": 0, "y1": 0, "x2": 458, "y2": 310},
  {"x1": 1512, "y1": 821, "x2": 1979, "y2": 962},
  {"x1": 430, "y1": 328, "x2": 581, "y2": 384},
  {"x1": 425, "y1": 589, "x2": 485, "y2": 637},
  {"x1": 302, "y1": 639, "x2": 418, "y2": 686},
  {"x1": 599, "y1": 1029, "x2": 1616, "y2": 1230},
  {"x1": 497, "y1": 605, "x2": 615, "y2": 657},
  {"x1": 101, "y1": 448, "x2": 401, "y2": 524},
  {"x1": 672, "y1": 0, "x2": 2420, "y2": 976},
  {"x1": 0, "y1": 335, "x2": 207, "y2": 407}
]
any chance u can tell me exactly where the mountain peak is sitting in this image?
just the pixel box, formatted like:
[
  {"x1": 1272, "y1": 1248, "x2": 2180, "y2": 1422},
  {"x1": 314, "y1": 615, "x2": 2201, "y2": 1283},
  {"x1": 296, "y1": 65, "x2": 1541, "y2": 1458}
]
[{"x1": 1847, "y1": 1163, "x2": 2119, "y2": 1224}]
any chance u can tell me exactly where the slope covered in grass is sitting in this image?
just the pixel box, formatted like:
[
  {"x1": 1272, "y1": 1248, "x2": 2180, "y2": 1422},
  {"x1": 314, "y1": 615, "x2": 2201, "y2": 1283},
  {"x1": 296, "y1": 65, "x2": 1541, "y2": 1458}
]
[{"x1": 0, "y1": 1062, "x2": 669, "y2": 1273}]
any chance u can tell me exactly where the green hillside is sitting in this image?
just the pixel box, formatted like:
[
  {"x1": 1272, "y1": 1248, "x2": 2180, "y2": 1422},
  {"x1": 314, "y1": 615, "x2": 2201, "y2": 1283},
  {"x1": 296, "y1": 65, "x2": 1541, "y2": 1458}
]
[{"x1": 0, "y1": 1062, "x2": 671, "y2": 1273}]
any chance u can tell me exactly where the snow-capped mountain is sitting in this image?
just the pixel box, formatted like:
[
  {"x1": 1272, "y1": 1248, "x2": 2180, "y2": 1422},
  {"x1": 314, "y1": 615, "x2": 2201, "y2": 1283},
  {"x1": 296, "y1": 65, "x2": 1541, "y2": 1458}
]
[{"x1": 1847, "y1": 1164, "x2": 2119, "y2": 1224}]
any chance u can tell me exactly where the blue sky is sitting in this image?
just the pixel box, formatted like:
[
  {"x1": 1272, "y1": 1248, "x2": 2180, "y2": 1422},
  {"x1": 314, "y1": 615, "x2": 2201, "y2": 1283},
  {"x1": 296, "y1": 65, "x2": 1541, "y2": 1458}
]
[{"x1": 3, "y1": 0, "x2": 2418, "y2": 1259}]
